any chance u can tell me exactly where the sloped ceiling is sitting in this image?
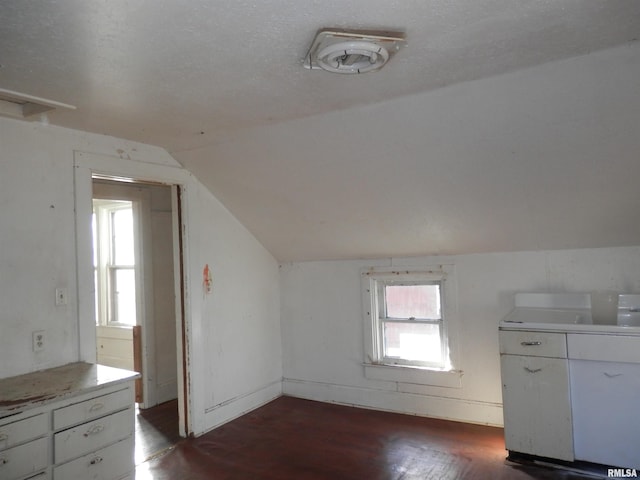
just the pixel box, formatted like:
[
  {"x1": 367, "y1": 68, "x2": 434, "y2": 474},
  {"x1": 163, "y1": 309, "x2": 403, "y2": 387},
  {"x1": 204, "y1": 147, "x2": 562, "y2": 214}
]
[{"x1": 1, "y1": 1, "x2": 640, "y2": 261}]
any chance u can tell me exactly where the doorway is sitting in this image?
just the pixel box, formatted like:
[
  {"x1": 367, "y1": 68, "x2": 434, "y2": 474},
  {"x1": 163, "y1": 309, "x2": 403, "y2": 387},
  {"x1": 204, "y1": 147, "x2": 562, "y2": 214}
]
[
  {"x1": 91, "y1": 179, "x2": 178, "y2": 409},
  {"x1": 74, "y1": 150, "x2": 191, "y2": 440},
  {"x1": 90, "y1": 178, "x2": 183, "y2": 463}
]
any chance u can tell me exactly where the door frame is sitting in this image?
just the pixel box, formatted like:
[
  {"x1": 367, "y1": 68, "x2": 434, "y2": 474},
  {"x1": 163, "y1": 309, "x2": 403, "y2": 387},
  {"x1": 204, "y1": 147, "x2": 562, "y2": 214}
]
[
  {"x1": 73, "y1": 150, "x2": 192, "y2": 437},
  {"x1": 92, "y1": 181, "x2": 154, "y2": 408}
]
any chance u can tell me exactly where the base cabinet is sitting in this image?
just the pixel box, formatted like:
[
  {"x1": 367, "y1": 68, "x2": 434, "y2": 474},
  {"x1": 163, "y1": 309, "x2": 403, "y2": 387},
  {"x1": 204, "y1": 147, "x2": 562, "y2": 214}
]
[
  {"x1": 0, "y1": 363, "x2": 137, "y2": 480},
  {"x1": 501, "y1": 327, "x2": 640, "y2": 470},
  {"x1": 500, "y1": 354, "x2": 574, "y2": 461}
]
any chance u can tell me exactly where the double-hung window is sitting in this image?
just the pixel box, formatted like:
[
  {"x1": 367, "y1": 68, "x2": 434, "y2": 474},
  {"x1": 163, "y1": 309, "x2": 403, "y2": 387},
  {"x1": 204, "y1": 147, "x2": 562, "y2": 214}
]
[
  {"x1": 362, "y1": 265, "x2": 461, "y2": 387},
  {"x1": 377, "y1": 279, "x2": 445, "y2": 369},
  {"x1": 93, "y1": 200, "x2": 137, "y2": 326}
]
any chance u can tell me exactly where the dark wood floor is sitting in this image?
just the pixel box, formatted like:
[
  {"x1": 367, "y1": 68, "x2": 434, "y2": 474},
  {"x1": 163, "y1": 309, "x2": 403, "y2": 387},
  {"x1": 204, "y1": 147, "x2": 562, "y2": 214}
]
[
  {"x1": 134, "y1": 396, "x2": 600, "y2": 479},
  {"x1": 135, "y1": 399, "x2": 181, "y2": 465}
]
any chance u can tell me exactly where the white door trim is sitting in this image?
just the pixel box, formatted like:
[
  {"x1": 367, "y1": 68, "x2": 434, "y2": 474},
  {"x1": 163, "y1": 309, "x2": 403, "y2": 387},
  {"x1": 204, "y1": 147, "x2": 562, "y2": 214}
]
[{"x1": 73, "y1": 150, "x2": 192, "y2": 436}]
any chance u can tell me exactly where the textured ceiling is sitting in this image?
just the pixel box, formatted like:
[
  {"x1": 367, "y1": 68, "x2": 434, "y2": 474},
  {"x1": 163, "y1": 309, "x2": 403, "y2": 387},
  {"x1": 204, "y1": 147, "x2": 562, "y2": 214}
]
[{"x1": 1, "y1": 1, "x2": 640, "y2": 261}]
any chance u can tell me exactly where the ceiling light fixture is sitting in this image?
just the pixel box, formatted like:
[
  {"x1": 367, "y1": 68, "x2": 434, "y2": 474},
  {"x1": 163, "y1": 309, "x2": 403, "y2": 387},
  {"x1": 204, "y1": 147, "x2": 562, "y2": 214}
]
[
  {"x1": 0, "y1": 88, "x2": 76, "y2": 120},
  {"x1": 304, "y1": 29, "x2": 406, "y2": 74}
]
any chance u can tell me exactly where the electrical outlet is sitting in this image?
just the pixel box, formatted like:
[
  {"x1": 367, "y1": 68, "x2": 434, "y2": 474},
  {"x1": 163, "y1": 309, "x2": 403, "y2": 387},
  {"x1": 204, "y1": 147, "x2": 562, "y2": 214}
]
[
  {"x1": 32, "y1": 330, "x2": 45, "y2": 352},
  {"x1": 55, "y1": 287, "x2": 68, "y2": 306}
]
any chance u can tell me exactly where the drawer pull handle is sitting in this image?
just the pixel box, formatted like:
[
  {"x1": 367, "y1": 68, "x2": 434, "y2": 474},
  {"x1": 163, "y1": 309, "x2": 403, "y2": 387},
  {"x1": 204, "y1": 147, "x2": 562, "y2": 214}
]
[
  {"x1": 524, "y1": 367, "x2": 542, "y2": 374},
  {"x1": 520, "y1": 341, "x2": 542, "y2": 346},
  {"x1": 0, "y1": 458, "x2": 8, "y2": 466},
  {"x1": 89, "y1": 402, "x2": 105, "y2": 412},
  {"x1": 84, "y1": 424, "x2": 105, "y2": 437},
  {"x1": 90, "y1": 456, "x2": 104, "y2": 465},
  {"x1": 604, "y1": 372, "x2": 623, "y2": 378}
]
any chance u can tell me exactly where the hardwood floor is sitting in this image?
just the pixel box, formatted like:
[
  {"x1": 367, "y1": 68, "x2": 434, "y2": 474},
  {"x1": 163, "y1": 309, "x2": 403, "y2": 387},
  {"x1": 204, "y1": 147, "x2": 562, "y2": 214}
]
[
  {"x1": 134, "y1": 396, "x2": 599, "y2": 479},
  {"x1": 135, "y1": 399, "x2": 181, "y2": 465}
]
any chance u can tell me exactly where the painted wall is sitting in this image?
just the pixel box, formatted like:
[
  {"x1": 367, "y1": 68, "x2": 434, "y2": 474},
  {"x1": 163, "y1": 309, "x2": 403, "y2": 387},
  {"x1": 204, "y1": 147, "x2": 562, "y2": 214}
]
[
  {"x1": 0, "y1": 116, "x2": 282, "y2": 436},
  {"x1": 280, "y1": 246, "x2": 640, "y2": 426}
]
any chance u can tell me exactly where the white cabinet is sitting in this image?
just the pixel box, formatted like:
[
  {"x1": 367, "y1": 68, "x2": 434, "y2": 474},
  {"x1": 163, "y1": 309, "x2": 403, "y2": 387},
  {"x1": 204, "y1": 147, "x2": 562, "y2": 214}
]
[
  {"x1": 568, "y1": 334, "x2": 640, "y2": 469},
  {"x1": 499, "y1": 330, "x2": 574, "y2": 461},
  {"x1": 501, "y1": 294, "x2": 640, "y2": 472},
  {"x1": 0, "y1": 363, "x2": 138, "y2": 480}
]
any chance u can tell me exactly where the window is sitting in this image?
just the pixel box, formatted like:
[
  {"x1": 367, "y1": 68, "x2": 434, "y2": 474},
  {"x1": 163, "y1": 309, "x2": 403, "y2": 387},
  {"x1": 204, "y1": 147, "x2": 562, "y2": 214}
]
[
  {"x1": 93, "y1": 200, "x2": 137, "y2": 326},
  {"x1": 362, "y1": 265, "x2": 461, "y2": 387}
]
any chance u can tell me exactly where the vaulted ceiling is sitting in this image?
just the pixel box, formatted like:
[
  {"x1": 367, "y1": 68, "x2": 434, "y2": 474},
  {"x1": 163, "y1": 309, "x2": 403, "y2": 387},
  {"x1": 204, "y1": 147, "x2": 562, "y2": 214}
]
[{"x1": 2, "y1": 1, "x2": 640, "y2": 261}]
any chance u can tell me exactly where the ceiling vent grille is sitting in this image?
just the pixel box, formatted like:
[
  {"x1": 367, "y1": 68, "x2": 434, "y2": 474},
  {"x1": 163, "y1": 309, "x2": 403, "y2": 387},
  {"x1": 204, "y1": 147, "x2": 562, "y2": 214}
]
[
  {"x1": 304, "y1": 29, "x2": 406, "y2": 74},
  {"x1": 0, "y1": 88, "x2": 76, "y2": 120}
]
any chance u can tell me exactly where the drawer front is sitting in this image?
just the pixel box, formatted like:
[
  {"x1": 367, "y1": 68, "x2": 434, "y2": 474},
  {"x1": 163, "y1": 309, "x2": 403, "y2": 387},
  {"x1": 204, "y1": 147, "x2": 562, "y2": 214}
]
[
  {"x1": 568, "y1": 334, "x2": 640, "y2": 363},
  {"x1": 54, "y1": 408, "x2": 133, "y2": 464},
  {"x1": 499, "y1": 330, "x2": 567, "y2": 358},
  {"x1": 54, "y1": 436, "x2": 133, "y2": 480},
  {"x1": 53, "y1": 387, "x2": 132, "y2": 430},
  {"x1": 0, "y1": 436, "x2": 48, "y2": 480},
  {"x1": 0, "y1": 413, "x2": 47, "y2": 451}
]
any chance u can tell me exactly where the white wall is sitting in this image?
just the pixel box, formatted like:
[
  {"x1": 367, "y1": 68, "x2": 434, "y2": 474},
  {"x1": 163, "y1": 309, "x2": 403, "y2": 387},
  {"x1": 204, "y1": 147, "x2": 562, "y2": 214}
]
[
  {"x1": 280, "y1": 246, "x2": 640, "y2": 426},
  {"x1": 0, "y1": 116, "x2": 282, "y2": 436}
]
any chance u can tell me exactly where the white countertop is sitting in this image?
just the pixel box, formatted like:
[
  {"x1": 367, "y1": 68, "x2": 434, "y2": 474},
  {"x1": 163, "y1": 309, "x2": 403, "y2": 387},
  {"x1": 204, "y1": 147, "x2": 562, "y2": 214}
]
[
  {"x1": 500, "y1": 307, "x2": 640, "y2": 335},
  {"x1": 0, "y1": 362, "x2": 139, "y2": 419}
]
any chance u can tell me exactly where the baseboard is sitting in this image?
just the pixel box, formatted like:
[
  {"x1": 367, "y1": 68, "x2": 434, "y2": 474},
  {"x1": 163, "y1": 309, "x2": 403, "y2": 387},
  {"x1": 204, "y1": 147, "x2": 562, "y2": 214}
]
[
  {"x1": 283, "y1": 378, "x2": 504, "y2": 427},
  {"x1": 200, "y1": 380, "x2": 283, "y2": 434},
  {"x1": 155, "y1": 380, "x2": 178, "y2": 406}
]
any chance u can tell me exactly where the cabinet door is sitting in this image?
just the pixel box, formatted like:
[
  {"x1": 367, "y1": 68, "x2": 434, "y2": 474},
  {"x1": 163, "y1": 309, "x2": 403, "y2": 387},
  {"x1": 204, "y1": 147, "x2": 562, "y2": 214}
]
[
  {"x1": 501, "y1": 355, "x2": 574, "y2": 461},
  {"x1": 570, "y1": 360, "x2": 640, "y2": 469}
]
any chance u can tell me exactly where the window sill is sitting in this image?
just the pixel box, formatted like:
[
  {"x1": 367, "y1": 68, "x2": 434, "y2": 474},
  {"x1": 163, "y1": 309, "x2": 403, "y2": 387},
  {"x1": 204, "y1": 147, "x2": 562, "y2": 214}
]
[{"x1": 363, "y1": 363, "x2": 463, "y2": 388}]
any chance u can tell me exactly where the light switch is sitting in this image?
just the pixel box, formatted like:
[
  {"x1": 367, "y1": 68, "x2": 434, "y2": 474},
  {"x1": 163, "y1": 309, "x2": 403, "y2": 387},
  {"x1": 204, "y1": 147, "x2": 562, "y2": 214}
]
[{"x1": 55, "y1": 287, "x2": 68, "y2": 306}]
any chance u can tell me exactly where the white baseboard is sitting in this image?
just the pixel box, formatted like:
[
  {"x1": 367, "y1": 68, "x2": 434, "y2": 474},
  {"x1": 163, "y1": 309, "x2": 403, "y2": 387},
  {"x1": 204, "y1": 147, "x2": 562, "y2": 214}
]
[
  {"x1": 155, "y1": 380, "x2": 178, "y2": 406},
  {"x1": 283, "y1": 378, "x2": 504, "y2": 427},
  {"x1": 200, "y1": 380, "x2": 283, "y2": 435}
]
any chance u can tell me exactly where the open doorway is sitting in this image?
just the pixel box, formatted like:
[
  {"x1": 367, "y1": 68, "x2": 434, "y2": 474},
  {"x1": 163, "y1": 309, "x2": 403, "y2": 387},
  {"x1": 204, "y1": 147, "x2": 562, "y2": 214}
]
[
  {"x1": 92, "y1": 179, "x2": 178, "y2": 407},
  {"x1": 74, "y1": 151, "x2": 191, "y2": 445},
  {"x1": 90, "y1": 178, "x2": 181, "y2": 462}
]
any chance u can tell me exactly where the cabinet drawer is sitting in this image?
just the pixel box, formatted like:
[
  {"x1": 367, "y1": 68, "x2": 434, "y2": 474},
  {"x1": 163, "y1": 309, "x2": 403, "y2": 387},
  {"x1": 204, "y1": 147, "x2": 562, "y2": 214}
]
[
  {"x1": 0, "y1": 413, "x2": 47, "y2": 451},
  {"x1": 54, "y1": 436, "x2": 133, "y2": 480},
  {"x1": 0, "y1": 436, "x2": 48, "y2": 480},
  {"x1": 54, "y1": 408, "x2": 133, "y2": 464},
  {"x1": 499, "y1": 330, "x2": 567, "y2": 358},
  {"x1": 53, "y1": 387, "x2": 132, "y2": 430},
  {"x1": 567, "y1": 334, "x2": 640, "y2": 363}
]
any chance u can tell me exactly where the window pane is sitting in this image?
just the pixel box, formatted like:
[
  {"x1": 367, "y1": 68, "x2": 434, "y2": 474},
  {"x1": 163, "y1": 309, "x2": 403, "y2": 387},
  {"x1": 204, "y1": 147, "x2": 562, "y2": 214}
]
[
  {"x1": 112, "y1": 207, "x2": 135, "y2": 265},
  {"x1": 383, "y1": 322, "x2": 442, "y2": 364},
  {"x1": 385, "y1": 284, "x2": 440, "y2": 319},
  {"x1": 114, "y1": 268, "x2": 136, "y2": 325},
  {"x1": 92, "y1": 212, "x2": 98, "y2": 267},
  {"x1": 94, "y1": 269, "x2": 99, "y2": 325}
]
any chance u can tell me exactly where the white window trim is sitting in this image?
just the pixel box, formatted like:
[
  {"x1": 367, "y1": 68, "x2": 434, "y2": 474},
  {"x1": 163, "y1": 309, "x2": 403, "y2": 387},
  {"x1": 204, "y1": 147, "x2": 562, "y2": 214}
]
[
  {"x1": 94, "y1": 200, "x2": 137, "y2": 327},
  {"x1": 361, "y1": 264, "x2": 463, "y2": 388},
  {"x1": 92, "y1": 182, "x2": 149, "y2": 330}
]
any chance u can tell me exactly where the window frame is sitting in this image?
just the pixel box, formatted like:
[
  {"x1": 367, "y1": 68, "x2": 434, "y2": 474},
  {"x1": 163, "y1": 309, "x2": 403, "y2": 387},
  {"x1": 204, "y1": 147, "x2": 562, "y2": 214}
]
[
  {"x1": 361, "y1": 265, "x2": 462, "y2": 388},
  {"x1": 93, "y1": 199, "x2": 139, "y2": 327},
  {"x1": 377, "y1": 279, "x2": 445, "y2": 369}
]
